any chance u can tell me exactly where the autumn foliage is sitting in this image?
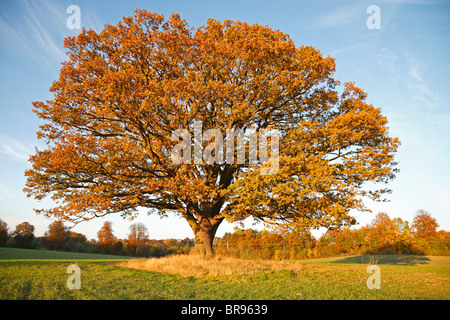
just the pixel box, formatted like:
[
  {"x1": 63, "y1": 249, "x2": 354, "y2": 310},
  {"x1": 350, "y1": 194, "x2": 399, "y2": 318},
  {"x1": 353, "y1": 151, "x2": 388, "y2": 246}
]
[
  {"x1": 42, "y1": 220, "x2": 68, "y2": 250},
  {"x1": 97, "y1": 221, "x2": 118, "y2": 254},
  {"x1": 24, "y1": 9, "x2": 399, "y2": 255},
  {"x1": 12, "y1": 222, "x2": 35, "y2": 249},
  {"x1": 0, "y1": 210, "x2": 448, "y2": 258},
  {"x1": 217, "y1": 210, "x2": 450, "y2": 259}
]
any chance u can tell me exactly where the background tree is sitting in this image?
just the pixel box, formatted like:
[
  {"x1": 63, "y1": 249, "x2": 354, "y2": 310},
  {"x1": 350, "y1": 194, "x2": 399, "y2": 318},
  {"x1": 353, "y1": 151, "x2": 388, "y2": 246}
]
[
  {"x1": 12, "y1": 222, "x2": 35, "y2": 248},
  {"x1": 64, "y1": 231, "x2": 92, "y2": 252},
  {"x1": 42, "y1": 220, "x2": 68, "y2": 250},
  {"x1": 0, "y1": 218, "x2": 9, "y2": 246},
  {"x1": 410, "y1": 209, "x2": 440, "y2": 254},
  {"x1": 97, "y1": 221, "x2": 118, "y2": 254},
  {"x1": 126, "y1": 222, "x2": 149, "y2": 256},
  {"x1": 24, "y1": 10, "x2": 399, "y2": 255},
  {"x1": 411, "y1": 209, "x2": 438, "y2": 241},
  {"x1": 365, "y1": 212, "x2": 399, "y2": 253},
  {"x1": 435, "y1": 230, "x2": 450, "y2": 255}
]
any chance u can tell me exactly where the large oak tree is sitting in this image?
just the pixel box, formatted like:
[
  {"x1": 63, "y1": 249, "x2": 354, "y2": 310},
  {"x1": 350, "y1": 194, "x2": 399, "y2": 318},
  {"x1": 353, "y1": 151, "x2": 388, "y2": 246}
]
[{"x1": 25, "y1": 10, "x2": 399, "y2": 255}]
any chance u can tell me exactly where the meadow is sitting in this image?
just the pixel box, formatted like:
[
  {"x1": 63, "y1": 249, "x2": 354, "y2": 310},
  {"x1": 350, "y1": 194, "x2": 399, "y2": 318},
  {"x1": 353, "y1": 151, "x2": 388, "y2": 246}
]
[{"x1": 1, "y1": 247, "x2": 449, "y2": 300}]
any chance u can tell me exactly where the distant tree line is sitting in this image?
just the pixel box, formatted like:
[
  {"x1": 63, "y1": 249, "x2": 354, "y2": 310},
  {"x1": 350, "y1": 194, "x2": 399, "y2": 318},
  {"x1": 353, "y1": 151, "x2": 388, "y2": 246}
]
[
  {"x1": 0, "y1": 219, "x2": 194, "y2": 257},
  {"x1": 216, "y1": 210, "x2": 450, "y2": 259},
  {"x1": 1, "y1": 209, "x2": 448, "y2": 259}
]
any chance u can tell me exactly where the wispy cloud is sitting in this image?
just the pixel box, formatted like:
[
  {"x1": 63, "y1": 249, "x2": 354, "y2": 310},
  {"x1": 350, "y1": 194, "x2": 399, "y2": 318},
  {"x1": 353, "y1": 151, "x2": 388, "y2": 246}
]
[
  {"x1": 0, "y1": 0, "x2": 104, "y2": 75},
  {"x1": 314, "y1": 0, "x2": 440, "y2": 31},
  {"x1": 374, "y1": 46, "x2": 440, "y2": 109},
  {"x1": 0, "y1": 181, "x2": 16, "y2": 200},
  {"x1": 376, "y1": 46, "x2": 400, "y2": 76},
  {"x1": 315, "y1": 1, "x2": 370, "y2": 28},
  {"x1": 0, "y1": 135, "x2": 34, "y2": 162},
  {"x1": 329, "y1": 43, "x2": 366, "y2": 56},
  {"x1": 404, "y1": 54, "x2": 440, "y2": 109},
  {"x1": 386, "y1": 0, "x2": 443, "y2": 4},
  {"x1": 1, "y1": 1, "x2": 65, "y2": 73}
]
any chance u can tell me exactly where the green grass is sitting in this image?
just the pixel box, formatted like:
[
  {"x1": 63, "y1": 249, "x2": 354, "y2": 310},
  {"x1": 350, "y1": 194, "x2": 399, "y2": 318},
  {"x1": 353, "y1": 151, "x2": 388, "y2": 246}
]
[
  {"x1": 296, "y1": 254, "x2": 450, "y2": 268},
  {"x1": 0, "y1": 247, "x2": 131, "y2": 260},
  {"x1": 1, "y1": 249, "x2": 449, "y2": 300}
]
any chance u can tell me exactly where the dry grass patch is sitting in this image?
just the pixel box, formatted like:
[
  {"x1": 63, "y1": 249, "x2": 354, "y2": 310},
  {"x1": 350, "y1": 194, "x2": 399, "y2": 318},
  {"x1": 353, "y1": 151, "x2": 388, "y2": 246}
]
[{"x1": 118, "y1": 254, "x2": 307, "y2": 278}]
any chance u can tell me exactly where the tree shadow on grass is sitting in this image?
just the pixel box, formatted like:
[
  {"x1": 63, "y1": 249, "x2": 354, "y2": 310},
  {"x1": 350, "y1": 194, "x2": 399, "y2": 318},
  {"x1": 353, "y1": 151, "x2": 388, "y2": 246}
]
[{"x1": 330, "y1": 255, "x2": 431, "y2": 266}]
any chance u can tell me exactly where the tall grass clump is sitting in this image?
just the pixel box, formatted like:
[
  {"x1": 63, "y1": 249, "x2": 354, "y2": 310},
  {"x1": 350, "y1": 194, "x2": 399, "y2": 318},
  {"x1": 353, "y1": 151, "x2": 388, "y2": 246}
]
[{"x1": 119, "y1": 254, "x2": 306, "y2": 278}]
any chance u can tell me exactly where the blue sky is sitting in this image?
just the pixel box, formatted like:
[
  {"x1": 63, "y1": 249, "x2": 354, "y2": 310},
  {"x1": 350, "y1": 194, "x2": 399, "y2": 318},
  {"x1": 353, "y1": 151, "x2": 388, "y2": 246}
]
[{"x1": 0, "y1": 0, "x2": 449, "y2": 240}]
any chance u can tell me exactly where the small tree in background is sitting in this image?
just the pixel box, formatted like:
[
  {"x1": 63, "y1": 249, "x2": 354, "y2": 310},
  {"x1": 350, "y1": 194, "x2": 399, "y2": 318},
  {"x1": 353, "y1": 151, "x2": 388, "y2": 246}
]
[
  {"x1": 0, "y1": 219, "x2": 9, "y2": 246},
  {"x1": 411, "y1": 209, "x2": 440, "y2": 254},
  {"x1": 42, "y1": 220, "x2": 68, "y2": 250},
  {"x1": 126, "y1": 222, "x2": 149, "y2": 256},
  {"x1": 12, "y1": 222, "x2": 35, "y2": 249},
  {"x1": 97, "y1": 221, "x2": 118, "y2": 254},
  {"x1": 64, "y1": 231, "x2": 91, "y2": 252},
  {"x1": 366, "y1": 212, "x2": 400, "y2": 253},
  {"x1": 411, "y1": 209, "x2": 439, "y2": 241}
]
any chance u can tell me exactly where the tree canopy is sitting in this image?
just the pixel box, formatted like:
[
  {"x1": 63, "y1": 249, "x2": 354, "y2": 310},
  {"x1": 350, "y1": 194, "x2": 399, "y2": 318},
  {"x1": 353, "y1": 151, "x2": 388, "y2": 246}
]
[{"x1": 24, "y1": 9, "x2": 399, "y2": 255}]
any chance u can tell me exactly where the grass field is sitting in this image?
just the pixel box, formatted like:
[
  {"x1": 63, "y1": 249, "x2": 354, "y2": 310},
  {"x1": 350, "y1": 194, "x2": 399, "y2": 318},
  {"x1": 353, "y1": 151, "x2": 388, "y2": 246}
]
[
  {"x1": 0, "y1": 247, "x2": 131, "y2": 260},
  {"x1": 1, "y1": 248, "x2": 449, "y2": 300}
]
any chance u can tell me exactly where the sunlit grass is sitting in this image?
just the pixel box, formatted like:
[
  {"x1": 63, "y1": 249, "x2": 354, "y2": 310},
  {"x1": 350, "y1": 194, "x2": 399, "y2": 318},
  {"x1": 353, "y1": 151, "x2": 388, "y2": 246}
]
[
  {"x1": 119, "y1": 254, "x2": 307, "y2": 278},
  {"x1": 296, "y1": 255, "x2": 450, "y2": 267},
  {"x1": 1, "y1": 251, "x2": 449, "y2": 300},
  {"x1": 0, "y1": 247, "x2": 131, "y2": 260}
]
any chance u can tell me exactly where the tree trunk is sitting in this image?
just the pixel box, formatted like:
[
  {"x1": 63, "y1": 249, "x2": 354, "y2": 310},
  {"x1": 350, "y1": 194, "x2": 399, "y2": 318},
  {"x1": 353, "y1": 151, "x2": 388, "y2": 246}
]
[{"x1": 193, "y1": 216, "x2": 223, "y2": 256}]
